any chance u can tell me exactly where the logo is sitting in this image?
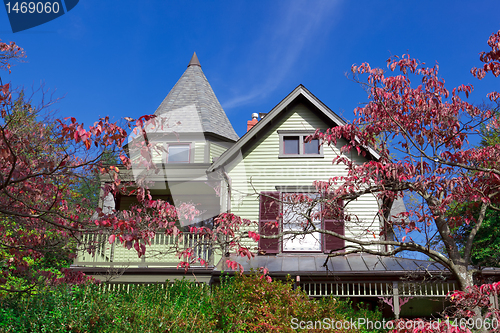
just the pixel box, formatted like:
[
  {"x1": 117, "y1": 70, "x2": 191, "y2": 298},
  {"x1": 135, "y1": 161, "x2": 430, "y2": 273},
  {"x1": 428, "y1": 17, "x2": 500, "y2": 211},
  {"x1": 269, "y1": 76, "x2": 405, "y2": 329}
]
[{"x1": 3, "y1": 0, "x2": 79, "y2": 33}]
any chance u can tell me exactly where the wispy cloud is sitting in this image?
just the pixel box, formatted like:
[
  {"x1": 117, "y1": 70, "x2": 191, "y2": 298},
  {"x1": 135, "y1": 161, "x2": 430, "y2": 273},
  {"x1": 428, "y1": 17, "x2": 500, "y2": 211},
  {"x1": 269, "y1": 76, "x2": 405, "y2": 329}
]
[{"x1": 223, "y1": 0, "x2": 341, "y2": 109}]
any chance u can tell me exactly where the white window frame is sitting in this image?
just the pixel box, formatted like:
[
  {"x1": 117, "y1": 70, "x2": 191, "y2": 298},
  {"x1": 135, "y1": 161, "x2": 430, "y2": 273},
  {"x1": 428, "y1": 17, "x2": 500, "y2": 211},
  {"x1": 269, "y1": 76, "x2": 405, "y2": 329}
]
[
  {"x1": 281, "y1": 192, "x2": 322, "y2": 252},
  {"x1": 166, "y1": 143, "x2": 191, "y2": 164}
]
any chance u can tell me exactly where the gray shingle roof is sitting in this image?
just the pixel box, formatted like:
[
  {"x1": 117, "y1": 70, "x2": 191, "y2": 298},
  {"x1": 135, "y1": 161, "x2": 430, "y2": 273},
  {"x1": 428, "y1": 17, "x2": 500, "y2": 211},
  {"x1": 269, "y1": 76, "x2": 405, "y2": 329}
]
[{"x1": 154, "y1": 53, "x2": 239, "y2": 142}]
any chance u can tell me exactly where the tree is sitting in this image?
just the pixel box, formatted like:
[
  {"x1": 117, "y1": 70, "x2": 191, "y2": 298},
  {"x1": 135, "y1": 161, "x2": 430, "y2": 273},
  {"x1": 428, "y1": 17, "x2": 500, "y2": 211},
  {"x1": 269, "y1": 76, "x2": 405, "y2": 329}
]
[
  {"x1": 450, "y1": 119, "x2": 500, "y2": 269},
  {"x1": 444, "y1": 105, "x2": 500, "y2": 269},
  {"x1": 0, "y1": 92, "x2": 76, "y2": 293},
  {"x1": 0, "y1": 40, "x2": 196, "y2": 292},
  {"x1": 449, "y1": 202, "x2": 500, "y2": 269}
]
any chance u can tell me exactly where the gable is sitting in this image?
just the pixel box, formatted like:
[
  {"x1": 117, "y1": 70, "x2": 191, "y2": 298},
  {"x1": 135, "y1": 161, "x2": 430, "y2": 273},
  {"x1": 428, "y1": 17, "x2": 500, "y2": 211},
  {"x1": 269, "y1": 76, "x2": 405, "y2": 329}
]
[
  {"x1": 211, "y1": 88, "x2": 382, "y2": 254},
  {"x1": 225, "y1": 100, "x2": 377, "y2": 221},
  {"x1": 236, "y1": 101, "x2": 347, "y2": 169},
  {"x1": 208, "y1": 85, "x2": 378, "y2": 173}
]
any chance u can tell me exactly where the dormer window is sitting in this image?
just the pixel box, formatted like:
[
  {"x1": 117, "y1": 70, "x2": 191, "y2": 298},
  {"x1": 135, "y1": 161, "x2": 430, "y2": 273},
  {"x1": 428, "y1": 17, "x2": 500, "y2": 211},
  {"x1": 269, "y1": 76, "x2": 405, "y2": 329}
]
[
  {"x1": 278, "y1": 131, "x2": 323, "y2": 158},
  {"x1": 167, "y1": 143, "x2": 190, "y2": 163}
]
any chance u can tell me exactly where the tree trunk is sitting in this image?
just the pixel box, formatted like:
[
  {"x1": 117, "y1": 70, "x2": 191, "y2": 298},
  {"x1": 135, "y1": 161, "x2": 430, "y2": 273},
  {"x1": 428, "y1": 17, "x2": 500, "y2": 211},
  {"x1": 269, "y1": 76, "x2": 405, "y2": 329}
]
[
  {"x1": 455, "y1": 264, "x2": 474, "y2": 291},
  {"x1": 453, "y1": 264, "x2": 489, "y2": 333}
]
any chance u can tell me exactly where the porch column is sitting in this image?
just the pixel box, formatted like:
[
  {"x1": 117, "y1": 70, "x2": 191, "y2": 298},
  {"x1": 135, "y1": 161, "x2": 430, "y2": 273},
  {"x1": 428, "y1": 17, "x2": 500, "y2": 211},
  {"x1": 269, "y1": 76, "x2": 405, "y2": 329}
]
[{"x1": 393, "y1": 281, "x2": 400, "y2": 319}]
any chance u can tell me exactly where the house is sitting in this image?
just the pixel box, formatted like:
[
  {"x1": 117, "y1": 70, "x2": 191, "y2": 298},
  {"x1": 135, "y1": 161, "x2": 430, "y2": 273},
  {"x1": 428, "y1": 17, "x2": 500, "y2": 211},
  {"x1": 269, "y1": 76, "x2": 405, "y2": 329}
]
[{"x1": 72, "y1": 53, "x2": 500, "y2": 318}]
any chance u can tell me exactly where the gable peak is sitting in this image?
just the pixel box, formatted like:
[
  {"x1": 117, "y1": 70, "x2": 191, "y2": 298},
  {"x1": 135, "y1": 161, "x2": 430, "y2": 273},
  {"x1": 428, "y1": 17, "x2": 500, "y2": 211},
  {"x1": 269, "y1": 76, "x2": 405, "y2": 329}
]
[{"x1": 188, "y1": 52, "x2": 201, "y2": 67}]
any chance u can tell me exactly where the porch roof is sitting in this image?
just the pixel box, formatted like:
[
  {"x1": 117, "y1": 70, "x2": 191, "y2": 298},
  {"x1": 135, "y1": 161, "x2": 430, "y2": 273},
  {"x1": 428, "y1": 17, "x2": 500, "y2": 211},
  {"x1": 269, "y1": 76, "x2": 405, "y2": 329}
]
[{"x1": 214, "y1": 254, "x2": 465, "y2": 277}]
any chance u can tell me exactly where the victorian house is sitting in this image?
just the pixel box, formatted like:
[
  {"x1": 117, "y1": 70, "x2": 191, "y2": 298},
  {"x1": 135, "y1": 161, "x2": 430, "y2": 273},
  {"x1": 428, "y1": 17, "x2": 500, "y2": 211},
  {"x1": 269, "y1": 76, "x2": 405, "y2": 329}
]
[{"x1": 72, "y1": 54, "x2": 500, "y2": 318}]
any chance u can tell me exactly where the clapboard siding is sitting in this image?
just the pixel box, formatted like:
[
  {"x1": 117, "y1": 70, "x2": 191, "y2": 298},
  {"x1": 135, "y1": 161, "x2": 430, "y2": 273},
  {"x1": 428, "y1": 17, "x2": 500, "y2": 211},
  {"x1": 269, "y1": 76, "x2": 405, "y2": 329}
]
[
  {"x1": 194, "y1": 142, "x2": 206, "y2": 163},
  {"x1": 152, "y1": 142, "x2": 163, "y2": 164},
  {"x1": 227, "y1": 103, "x2": 381, "y2": 251},
  {"x1": 210, "y1": 142, "x2": 227, "y2": 162}
]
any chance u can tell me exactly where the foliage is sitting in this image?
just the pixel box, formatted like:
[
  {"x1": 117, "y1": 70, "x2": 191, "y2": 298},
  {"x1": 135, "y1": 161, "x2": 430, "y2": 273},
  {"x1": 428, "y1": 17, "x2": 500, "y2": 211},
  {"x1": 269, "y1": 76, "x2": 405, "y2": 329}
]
[
  {"x1": 445, "y1": 102, "x2": 500, "y2": 268},
  {"x1": 447, "y1": 281, "x2": 500, "y2": 324},
  {"x1": 388, "y1": 281, "x2": 500, "y2": 332},
  {"x1": 0, "y1": 274, "x2": 384, "y2": 333},
  {"x1": 454, "y1": 106, "x2": 500, "y2": 268},
  {"x1": 69, "y1": 149, "x2": 118, "y2": 215},
  {"x1": 0, "y1": 92, "x2": 77, "y2": 294},
  {"x1": 449, "y1": 202, "x2": 500, "y2": 268},
  {"x1": 212, "y1": 273, "x2": 382, "y2": 332},
  {"x1": 480, "y1": 113, "x2": 500, "y2": 147}
]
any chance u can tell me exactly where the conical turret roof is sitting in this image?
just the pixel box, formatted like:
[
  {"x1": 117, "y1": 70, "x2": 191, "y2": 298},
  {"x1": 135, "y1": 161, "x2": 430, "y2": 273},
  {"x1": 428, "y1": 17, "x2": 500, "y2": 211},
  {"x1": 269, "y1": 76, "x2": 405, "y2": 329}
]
[{"x1": 154, "y1": 53, "x2": 239, "y2": 142}]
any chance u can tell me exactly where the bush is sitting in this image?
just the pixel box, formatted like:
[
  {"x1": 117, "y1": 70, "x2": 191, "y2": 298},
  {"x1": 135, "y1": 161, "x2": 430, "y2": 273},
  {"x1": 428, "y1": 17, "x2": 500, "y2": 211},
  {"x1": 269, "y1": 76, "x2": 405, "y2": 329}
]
[
  {"x1": 212, "y1": 274, "x2": 383, "y2": 332},
  {"x1": 0, "y1": 274, "x2": 384, "y2": 332}
]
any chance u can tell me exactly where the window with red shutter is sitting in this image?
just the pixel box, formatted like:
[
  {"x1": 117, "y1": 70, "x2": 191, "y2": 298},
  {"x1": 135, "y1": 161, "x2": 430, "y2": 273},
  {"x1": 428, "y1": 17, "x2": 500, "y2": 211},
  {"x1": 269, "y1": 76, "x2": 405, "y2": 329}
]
[{"x1": 258, "y1": 192, "x2": 344, "y2": 254}]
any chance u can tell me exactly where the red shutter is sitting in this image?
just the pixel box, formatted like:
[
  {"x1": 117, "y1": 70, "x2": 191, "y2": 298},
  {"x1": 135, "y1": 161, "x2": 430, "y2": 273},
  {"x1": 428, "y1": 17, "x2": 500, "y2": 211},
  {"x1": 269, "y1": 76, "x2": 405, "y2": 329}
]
[
  {"x1": 323, "y1": 198, "x2": 344, "y2": 253},
  {"x1": 259, "y1": 192, "x2": 280, "y2": 254}
]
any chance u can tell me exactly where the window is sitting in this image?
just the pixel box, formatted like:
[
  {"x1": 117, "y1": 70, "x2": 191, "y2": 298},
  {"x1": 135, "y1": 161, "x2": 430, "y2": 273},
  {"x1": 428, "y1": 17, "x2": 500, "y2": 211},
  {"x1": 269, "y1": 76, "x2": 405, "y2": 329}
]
[
  {"x1": 258, "y1": 191, "x2": 344, "y2": 254},
  {"x1": 167, "y1": 144, "x2": 190, "y2": 163},
  {"x1": 283, "y1": 136, "x2": 299, "y2": 154},
  {"x1": 278, "y1": 131, "x2": 323, "y2": 158},
  {"x1": 282, "y1": 193, "x2": 321, "y2": 251},
  {"x1": 304, "y1": 138, "x2": 320, "y2": 154}
]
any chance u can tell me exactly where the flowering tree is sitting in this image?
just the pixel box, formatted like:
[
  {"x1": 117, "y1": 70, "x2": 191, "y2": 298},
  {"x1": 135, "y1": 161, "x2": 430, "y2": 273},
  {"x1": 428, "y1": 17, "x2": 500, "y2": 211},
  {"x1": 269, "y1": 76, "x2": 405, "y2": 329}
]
[
  {"x1": 0, "y1": 40, "x2": 198, "y2": 292},
  {"x1": 313, "y1": 31, "x2": 500, "y2": 291}
]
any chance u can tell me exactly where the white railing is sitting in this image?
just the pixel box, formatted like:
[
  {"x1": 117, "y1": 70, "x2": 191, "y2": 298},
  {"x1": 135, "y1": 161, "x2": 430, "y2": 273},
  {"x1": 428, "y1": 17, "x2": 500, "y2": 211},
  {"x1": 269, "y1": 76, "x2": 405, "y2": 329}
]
[
  {"x1": 300, "y1": 281, "x2": 456, "y2": 298},
  {"x1": 74, "y1": 232, "x2": 215, "y2": 268}
]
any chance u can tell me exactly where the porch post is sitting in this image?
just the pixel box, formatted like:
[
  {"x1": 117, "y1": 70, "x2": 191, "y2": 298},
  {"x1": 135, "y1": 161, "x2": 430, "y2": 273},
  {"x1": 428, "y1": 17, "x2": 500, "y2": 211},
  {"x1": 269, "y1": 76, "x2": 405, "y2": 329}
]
[
  {"x1": 110, "y1": 241, "x2": 115, "y2": 268},
  {"x1": 293, "y1": 275, "x2": 300, "y2": 291},
  {"x1": 393, "y1": 281, "x2": 400, "y2": 319}
]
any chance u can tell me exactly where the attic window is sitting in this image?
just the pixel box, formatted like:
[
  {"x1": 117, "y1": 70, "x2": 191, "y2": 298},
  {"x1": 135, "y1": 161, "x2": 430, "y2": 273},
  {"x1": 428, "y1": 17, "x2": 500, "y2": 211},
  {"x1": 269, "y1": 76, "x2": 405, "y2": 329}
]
[
  {"x1": 284, "y1": 136, "x2": 299, "y2": 154},
  {"x1": 278, "y1": 131, "x2": 323, "y2": 158}
]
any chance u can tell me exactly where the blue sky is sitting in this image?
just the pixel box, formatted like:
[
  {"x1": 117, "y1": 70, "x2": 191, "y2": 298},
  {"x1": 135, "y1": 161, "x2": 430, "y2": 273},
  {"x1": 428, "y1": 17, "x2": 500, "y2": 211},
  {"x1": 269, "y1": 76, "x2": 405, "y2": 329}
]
[{"x1": 1, "y1": 1, "x2": 499, "y2": 138}]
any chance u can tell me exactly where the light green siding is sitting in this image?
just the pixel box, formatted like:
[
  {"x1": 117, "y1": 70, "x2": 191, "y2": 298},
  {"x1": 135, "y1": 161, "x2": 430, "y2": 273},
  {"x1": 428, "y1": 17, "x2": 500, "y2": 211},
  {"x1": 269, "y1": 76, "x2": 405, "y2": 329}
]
[
  {"x1": 210, "y1": 142, "x2": 227, "y2": 162},
  {"x1": 227, "y1": 103, "x2": 381, "y2": 251},
  {"x1": 194, "y1": 142, "x2": 206, "y2": 163},
  {"x1": 151, "y1": 143, "x2": 163, "y2": 164}
]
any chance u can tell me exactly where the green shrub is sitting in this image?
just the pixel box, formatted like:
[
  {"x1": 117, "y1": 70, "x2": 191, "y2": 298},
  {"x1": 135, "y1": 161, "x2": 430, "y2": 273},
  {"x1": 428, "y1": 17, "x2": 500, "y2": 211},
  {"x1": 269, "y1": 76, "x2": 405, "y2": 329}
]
[
  {"x1": 211, "y1": 274, "x2": 383, "y2": 332},
  {"x1": 0, "y1": 274, "x2": 384, "y2": 333}
]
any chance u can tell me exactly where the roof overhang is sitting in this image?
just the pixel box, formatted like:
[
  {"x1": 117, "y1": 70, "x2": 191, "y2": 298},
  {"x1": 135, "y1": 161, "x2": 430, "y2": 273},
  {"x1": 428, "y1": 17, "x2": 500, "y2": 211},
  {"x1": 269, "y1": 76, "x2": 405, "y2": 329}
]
[{"x1": 213, "y1": 254, "x2": 500, "y2": 281}]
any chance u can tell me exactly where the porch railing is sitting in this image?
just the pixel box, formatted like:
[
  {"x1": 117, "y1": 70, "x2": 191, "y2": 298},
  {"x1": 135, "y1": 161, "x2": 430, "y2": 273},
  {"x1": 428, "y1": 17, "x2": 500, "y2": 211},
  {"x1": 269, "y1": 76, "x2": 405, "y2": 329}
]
[
  {"x1": 300, "y1": 281, "x2": 457, "y2": 298},
  {"x1": 73, "y1": 232, "x2": 216, "y2": 268}
]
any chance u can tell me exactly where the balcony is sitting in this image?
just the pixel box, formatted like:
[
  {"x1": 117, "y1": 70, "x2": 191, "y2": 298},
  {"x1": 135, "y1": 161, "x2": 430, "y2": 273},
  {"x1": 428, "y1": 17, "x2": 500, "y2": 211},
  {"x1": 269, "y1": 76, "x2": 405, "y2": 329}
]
[{"x1": 73, "y1": 232, "x2": 219, "y2": 268}]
